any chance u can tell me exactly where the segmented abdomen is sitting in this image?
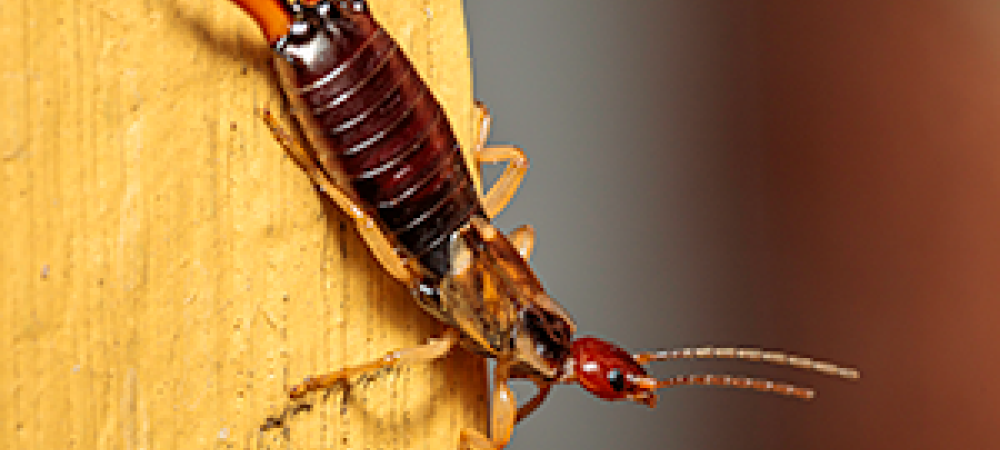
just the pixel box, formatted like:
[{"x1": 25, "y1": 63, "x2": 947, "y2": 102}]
[{"x1": 277, "y1": 6, "x2": 483, "y2": 278}]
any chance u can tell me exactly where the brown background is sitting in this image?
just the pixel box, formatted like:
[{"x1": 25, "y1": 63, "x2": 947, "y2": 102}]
[{"x1": 468, "y1": 1, "x2": 1000, "y2": 449}]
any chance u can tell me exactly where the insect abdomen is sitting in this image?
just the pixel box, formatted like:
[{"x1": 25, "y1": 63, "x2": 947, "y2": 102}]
[{"x1": 276, "y1": 4, "x2": 483, "y2": 278}]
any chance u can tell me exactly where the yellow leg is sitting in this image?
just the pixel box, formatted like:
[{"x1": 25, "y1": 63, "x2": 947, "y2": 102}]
[
  {"x1": 473, "y1": 101, "x2": 529, "y2": 219},
  {"x1": 260, "y1": 108, "x2": 417, "y2": 284},
  {"x1": 459, "y1": 359, "x2": 518, "y2": 450},
  {"x1": 507, "y1": 225, "x2": 535, "y2": 260},
  {"x1": 288, "y1": 328, "x2": 460, "y2": 399}
]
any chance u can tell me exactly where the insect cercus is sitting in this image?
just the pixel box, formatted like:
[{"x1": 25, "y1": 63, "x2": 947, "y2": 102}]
[{"x1": 226, "y1": 0, "x2": 860, "y2": 448}]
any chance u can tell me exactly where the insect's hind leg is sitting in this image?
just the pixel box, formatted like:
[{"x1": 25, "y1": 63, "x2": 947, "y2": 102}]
[
  {"x1": 289, "y1": 328, "x2": 460, "y2": 399},
  {"x1": 259, "y1": 108, "x2": 417, "y2": 284},
  {"x1": 473, "y1": 101, "x2": 529, "y2": 219}
]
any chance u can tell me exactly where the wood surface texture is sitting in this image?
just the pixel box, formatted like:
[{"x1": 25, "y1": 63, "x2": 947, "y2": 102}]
[{"x1": 0, "y1": 0, "x2": 488, "y2": 447}]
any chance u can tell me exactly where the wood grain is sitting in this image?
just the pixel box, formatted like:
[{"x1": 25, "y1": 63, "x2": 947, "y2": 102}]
[{"x1": 0, "y1": 0, "x2": 488, "y2": 448}]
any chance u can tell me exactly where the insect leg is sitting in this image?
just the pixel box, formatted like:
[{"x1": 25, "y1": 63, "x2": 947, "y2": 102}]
[
  {"x1": 473, "y1": 101, "x2": 529, "y2": 219},
  {"x1": 508, "y1": 225, "x2": 535, "y2": 260},
  {"x1": 459, "y1": 359, "x2": 518, "y2": 450},
  {"x1": 260, "y1": 108, "x2": 417, "y2": 284},
  {"x1": 288, "y1": 328, "x2": 460, "y2": 399},
  {"x1": 515, "y1": 376, "x2": 553, "y2": 423}
]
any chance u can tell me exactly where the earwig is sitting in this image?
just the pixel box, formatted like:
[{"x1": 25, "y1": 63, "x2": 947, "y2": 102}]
[{"x1": 226, "y1": 0, "x2": 860, "y2": 448}]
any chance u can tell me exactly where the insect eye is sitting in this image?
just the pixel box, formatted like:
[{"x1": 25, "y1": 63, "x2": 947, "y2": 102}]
[{"x1": 607, "y1": 369, "x2": 625, "y2": 392}]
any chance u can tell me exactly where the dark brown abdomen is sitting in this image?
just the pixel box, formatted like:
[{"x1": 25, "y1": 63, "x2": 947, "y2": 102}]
[{"x1": 275, "y1": 3, "x2": 483, "y2": 278}]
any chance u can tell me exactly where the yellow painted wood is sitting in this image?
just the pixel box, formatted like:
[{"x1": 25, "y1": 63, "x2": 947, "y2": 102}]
[{"x1": 0, "y1": 0, "x2": 488, "y2": 448}]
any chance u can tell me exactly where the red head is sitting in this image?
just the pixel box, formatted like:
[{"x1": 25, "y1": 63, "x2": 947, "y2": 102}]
[
  {"x1": 569, "y1": 337, "x2": 661, "y2": 407},
  {"x1": 565, "y1": 337, "x2": 860, "y2": 406}
]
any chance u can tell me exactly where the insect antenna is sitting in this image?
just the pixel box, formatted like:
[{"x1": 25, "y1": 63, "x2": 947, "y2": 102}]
[
  {"x1": 633, "y1": 346, "x2": 860, "y2": 380},
  {"x1": 626, "y1": 346, "x2": 859, "y2": 401},
  {"x1": 632, "y1": 373, "x2": 817, "y2": 400}
]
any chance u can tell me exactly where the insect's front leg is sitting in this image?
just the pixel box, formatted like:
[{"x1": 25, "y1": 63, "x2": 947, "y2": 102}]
[
  {"x1": 456, "y1": 363, "x2": 555, "y2": 449},
  {"x1": 459, "y1": 359, "x2": 519, "y2": 450},
  {"x1": 515, "y1": 376, "x2": 553, "y2": 423}
]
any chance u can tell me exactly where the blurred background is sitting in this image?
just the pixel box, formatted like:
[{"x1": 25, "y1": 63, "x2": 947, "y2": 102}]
[{"x1": 465, "y1": 1, "x2": 1000, "y2": 449}]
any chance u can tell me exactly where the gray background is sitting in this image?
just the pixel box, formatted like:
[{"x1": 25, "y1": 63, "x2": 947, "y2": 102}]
[
  {"x1": 464, "y1": 1, "x2": 1000, "y2": 450},
  {"x1": 465, "y1": 1, "x2": 802, "y2": 449}
]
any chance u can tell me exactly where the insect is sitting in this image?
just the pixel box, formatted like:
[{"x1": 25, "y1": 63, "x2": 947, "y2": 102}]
[{"x1": 227, "y1": 0, "x2": 860, "y2": 448}]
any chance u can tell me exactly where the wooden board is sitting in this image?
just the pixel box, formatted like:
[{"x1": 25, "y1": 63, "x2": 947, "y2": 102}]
[{"x1": 0, "y1": 0, "x2": 488, "y2": 448}]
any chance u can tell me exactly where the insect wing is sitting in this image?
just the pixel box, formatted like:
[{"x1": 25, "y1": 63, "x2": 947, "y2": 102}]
[{"x1": 439, "y1": 228, "x2": 521, "y2": 355}]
